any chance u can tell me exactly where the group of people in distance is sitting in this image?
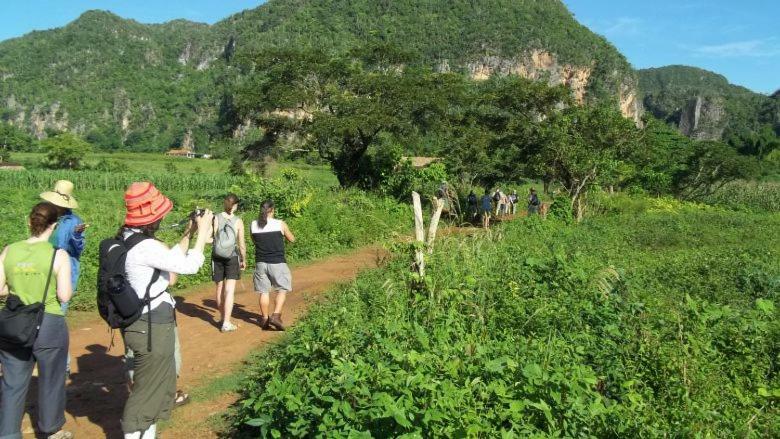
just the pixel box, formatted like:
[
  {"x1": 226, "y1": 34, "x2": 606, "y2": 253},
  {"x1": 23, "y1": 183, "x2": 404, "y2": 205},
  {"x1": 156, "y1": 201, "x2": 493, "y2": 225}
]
[
  {"x1": 468, "y1": 187, "x2": 542, "y2": 228},
  {"x1": 0, "y1": 180, "x2": 295, "y2": 439}
]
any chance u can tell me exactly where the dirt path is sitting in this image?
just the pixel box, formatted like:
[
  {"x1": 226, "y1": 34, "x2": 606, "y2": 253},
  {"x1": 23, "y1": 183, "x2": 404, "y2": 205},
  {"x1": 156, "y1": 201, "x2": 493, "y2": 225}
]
[{"x1": 19, "y1": 245, "x2": 388, "y2": 438}]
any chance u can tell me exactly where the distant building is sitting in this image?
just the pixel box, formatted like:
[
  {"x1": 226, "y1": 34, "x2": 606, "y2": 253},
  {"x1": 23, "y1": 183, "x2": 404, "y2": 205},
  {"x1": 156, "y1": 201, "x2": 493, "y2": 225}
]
[
  {"x1": 401, "y1": 156, "x2": 441, "y2": 169},
  {"x1": 166, "y1": 149, "x2": 196, "y2": 158}
]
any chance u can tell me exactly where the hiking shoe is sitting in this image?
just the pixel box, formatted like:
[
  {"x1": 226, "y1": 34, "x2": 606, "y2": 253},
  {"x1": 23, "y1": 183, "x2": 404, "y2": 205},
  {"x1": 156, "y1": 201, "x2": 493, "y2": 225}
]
[
  {"x1": 258, "y1": 315, "x2": 269, "y2": 330},
  {"x1": 221, "y1": 322, "x2": 238, "y2": 332},
  {"x1": 267, "y1": 313, "x2": 285, "y2": 331},
  {"x1": 47, "y1": 430, "x2": 74, "y2": 439}
]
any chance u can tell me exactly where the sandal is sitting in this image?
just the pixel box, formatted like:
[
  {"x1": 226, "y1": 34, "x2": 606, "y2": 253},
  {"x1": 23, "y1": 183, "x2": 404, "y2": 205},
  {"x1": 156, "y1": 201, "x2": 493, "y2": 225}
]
[{"x1": 174, "y1": 390, "x2": 190, "y2": 408}]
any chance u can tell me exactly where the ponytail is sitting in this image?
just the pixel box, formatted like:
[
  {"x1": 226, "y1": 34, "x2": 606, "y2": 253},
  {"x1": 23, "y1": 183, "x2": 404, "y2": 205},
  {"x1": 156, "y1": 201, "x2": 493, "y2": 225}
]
[
  {"x1": 224, "y1": 193, "x2": 239, "y2": 214},
  {"x1": 258, "y1": 200, "x2": 275, "y2": 228},
  {"x1": 29, "y1": 202, "x2": 60, "y2": 237}
]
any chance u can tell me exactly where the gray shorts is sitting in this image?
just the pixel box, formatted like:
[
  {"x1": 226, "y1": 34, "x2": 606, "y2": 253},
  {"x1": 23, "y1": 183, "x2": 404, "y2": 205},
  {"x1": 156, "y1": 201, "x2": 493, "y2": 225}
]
[{"x1": 253, "y1": 262, "x2": 292, "y2": 294}]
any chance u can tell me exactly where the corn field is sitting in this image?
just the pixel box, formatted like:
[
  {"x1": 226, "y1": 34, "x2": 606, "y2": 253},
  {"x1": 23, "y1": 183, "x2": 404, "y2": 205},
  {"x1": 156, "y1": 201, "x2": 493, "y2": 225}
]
[
  {"x1": 700, "y1": 180, "x2": 780, "y2": 212},
  {"x1": 0, "y1": 169, "x2": 241, "y2": 192}
]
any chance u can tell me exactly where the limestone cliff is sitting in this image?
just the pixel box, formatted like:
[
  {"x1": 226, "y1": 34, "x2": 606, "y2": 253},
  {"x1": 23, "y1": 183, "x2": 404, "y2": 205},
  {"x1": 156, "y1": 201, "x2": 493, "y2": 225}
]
[
  {"x1": 678, "y1": 96, "x2": 726, "y2": 141},
  {"x1": 461, "y1": 50, "x2": 641, "y2": 123}
]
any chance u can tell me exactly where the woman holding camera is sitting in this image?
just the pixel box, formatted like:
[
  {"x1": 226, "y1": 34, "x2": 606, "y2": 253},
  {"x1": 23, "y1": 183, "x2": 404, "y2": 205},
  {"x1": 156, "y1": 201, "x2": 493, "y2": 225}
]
[
  {"x1": 0, "y1": 202, "x2": 73, "y2": 439},
  {"x1": 118, "y1": 182, "x2": 212, "y2": 439}
]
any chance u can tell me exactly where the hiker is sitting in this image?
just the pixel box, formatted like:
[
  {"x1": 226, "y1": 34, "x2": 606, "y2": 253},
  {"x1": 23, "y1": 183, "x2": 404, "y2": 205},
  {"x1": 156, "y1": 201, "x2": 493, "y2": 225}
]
[
  {"x1": 40, "y1": 180, "x2": 85, "y2": 376},
  {"x1": 499, "y1": 191, "x2": 509, "y2": 216},
  {"x1": 509, "y1": 190, "x2": 519, "y2": 215},
  {"x1": 116, "y1": 182, "x2": 212, "y2": 439},
  {"x1": 528, "y1": 188, "x2": 541, "y2": 215},
  {"x1": 212, "y1": 194, "x2": 247, "y2": 332},
  {"x1": 480, "y1": 189, "x2": 493, "y2": 229},
  {"x1": 493, "y1": 189, "x2": 502, "y2": 216},
  {"x1": 467, "y1": 190, "x2": 478, "y2": 222},
  {"x1": 251, "y1": 200, "x2": 295, "y2": 331},
  {"x1": 0, "y1": 202, "x2": 73, "y2": 439}
]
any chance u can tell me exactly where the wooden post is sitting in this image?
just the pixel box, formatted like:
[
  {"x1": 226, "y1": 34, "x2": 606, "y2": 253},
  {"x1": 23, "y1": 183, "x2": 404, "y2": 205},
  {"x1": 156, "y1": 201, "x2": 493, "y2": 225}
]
[
  {"x1": 427, "y1": 197, "x2": 444, "y2": 254},
  {"x1": 412, "y1": 192, "x2": 425, "y2": 277}
]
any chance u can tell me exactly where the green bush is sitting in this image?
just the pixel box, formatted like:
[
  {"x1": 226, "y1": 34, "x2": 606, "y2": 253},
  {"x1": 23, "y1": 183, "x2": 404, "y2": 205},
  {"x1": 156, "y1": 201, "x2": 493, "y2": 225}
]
[{"x1": 228, "y1": 209, "x2": 779, "y2": 437}]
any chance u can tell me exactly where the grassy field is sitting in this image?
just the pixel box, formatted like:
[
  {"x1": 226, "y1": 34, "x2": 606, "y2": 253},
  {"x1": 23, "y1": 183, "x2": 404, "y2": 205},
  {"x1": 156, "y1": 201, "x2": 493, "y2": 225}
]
[
  {"x1": 0, "y1": 162, "x2": 409, "y2": 310},
  {"x1": 228, "y1": 198, "x2": 780, "y2": 437},
  {"x1": 10, "y1": 152, "x2": 229, "y2": 174}
]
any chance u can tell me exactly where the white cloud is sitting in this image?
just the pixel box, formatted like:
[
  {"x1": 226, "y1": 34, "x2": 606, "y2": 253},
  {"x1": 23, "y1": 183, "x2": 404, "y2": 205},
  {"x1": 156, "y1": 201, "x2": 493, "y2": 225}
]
[{"x1": 693, "y1": 39, "x2": 780, "y2": 58}]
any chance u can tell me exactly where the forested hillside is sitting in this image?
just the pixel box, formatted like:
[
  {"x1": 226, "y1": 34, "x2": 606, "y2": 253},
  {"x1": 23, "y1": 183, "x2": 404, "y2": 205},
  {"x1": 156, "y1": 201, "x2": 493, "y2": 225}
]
[
  {"x1": 639, "y1": 66, "x2": 778, "y2": 144},
  {"x1": 0, "y1": 0, "x2": 637, "y2": 151}
]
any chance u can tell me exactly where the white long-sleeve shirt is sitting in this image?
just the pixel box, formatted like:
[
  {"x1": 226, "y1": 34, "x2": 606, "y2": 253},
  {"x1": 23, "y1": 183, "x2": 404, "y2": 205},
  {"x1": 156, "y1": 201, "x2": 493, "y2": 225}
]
[{"x1": 123, "y1": 230, "x2": 205, "y2": 312}]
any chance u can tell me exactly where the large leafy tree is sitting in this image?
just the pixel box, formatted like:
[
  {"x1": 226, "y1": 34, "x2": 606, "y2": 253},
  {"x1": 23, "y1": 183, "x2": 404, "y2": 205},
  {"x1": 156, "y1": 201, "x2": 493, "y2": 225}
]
[
  {"x1": 0, "y1": 122, "x2": 36, "y2": 162},
  {"x1": 444, "y1": 76, "x2": 570, "y2": 186},
  {"x1": 233, "y1": 48, "x2": 464, "y2": 188},
  {"x1": 533, "y1": 105, "x2": 640, "y2": 220},
  {"x1": 42, "y1": 132, "x2": 93, "y2": 169}
]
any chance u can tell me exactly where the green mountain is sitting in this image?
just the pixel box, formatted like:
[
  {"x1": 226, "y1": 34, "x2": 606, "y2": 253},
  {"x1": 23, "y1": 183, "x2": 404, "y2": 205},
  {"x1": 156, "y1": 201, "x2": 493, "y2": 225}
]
[
  {"x1": 0, "y1": 0, "x2": 640, "y2": 151},
  {"x1": 639, "y1": 65, "x2": 774, "y2": 141}
]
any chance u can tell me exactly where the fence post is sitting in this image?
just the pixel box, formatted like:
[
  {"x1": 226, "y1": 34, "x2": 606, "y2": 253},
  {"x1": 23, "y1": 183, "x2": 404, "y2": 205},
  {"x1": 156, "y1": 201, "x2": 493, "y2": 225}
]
[
  {"x1": 412, "y1": 191, "x2": 425, "y2": 278},
  {"x1": 427, "y1": 197, "x2": 444, "y2": 254}
]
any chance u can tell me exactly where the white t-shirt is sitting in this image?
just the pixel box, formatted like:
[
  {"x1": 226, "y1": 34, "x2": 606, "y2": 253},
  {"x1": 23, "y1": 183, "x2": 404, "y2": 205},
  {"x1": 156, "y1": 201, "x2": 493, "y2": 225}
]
[{"x1": 123, "y1": 230, "x2": 205, "y2": 312}]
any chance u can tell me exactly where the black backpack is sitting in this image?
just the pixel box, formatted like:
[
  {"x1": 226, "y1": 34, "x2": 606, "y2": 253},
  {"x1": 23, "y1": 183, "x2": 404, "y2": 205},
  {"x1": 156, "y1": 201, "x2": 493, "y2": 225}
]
[{"x1": 97, "y1": 233, "x2": 161, "y2": 351}]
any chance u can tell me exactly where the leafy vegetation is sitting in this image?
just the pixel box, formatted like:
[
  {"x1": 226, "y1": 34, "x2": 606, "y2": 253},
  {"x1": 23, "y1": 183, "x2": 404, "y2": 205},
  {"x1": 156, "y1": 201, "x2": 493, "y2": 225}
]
[
  {"x1": 0, "y1": 163, "x2": 407, "y2": 311},
  {"x1": 228, "y1": 203, "x2": 779, "y2": 437}
]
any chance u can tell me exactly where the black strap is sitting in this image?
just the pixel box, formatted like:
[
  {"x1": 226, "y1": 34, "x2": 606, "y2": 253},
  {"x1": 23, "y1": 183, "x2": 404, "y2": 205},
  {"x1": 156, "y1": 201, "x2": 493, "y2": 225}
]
[
  {"x1": 145, "y1": 269, "x2": 161, "y2": 352},
  {"x1": 39, "y1": 250, "x2": 57, "y2": 311}
]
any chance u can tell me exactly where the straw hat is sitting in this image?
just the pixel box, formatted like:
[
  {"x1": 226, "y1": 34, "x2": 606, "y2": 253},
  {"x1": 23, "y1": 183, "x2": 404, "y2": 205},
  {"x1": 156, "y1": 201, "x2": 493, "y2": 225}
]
[
  {"x1": 40, "y1": 180, "x2": 79, "y2": 209},
  {"x1": 124, "y1": 182, "x2": 173, "y2": 227}
]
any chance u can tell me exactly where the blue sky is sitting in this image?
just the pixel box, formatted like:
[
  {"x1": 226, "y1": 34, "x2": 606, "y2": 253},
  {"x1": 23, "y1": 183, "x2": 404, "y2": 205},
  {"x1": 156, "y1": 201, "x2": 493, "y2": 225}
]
[
  {"x1": 0, "y1": 0, "x2": 777, "y2": 93},
  {"x1": 563, "y1": 0, "x2": 779, "y2": 94}
]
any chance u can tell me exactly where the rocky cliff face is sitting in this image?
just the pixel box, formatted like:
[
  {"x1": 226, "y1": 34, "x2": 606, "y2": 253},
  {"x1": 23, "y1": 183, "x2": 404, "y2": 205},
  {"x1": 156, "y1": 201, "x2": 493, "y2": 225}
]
[
  {"x1": 678, "y1": 96, "x2": 726, "y2": 140},
  {"x1": 456, "y1": 50, "x2": 641, "y2": 123}
]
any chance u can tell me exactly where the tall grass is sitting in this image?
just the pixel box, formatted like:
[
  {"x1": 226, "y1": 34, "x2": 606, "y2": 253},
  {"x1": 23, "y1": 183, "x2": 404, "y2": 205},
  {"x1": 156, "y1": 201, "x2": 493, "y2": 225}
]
[
  {"x1": 699, "y1": 180, "x2": 780, "y2": 212},
  {"x1": 0, "y1": 169, "x2": 241, "y2": 192}
]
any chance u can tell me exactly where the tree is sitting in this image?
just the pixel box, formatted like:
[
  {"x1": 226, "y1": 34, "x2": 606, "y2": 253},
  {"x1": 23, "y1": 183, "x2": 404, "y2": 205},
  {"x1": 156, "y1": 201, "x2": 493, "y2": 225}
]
[
  {"x1": 42, "y1": 132, "x2": 93, "y2": 169},
  {"x1": 0, "y1": 122, "x2": 35, "y2": 162},
  {"x1": 673, "y1": 140, "x2": 757, "y2": 200},
  {"x1": 533, "y1": 105, "x2": 639, "y2": 221},
  {"x1": 233, "y1": 48, "x2": 462, "y2": 188}
]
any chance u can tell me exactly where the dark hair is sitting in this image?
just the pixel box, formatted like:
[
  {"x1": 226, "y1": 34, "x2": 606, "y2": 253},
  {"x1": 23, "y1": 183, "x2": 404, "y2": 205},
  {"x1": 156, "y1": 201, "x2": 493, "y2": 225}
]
[
  {"x1": 257, "y1": 200, "x2": 275, "y2": 228},
  {"x1": 117, "y1": 219, "x2": 162, "y2": 239},
  {"x1": 224, "y1": 193, "x2": 239, "y2": 214},
  {"x1": 29, "y1": 202, "x2": 60, "y2": 237}
]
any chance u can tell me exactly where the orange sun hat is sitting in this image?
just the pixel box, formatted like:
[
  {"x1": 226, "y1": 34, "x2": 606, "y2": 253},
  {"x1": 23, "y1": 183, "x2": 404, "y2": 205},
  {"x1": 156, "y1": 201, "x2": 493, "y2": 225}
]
[{"x1": 123, "y1": 182, "x2": 173, "y2": 227}]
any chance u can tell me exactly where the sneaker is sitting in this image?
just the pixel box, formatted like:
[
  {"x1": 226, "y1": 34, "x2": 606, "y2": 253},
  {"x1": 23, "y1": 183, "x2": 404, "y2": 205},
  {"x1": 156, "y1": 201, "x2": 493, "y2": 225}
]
[
  {"x1": 220, "y1": 321, "x2": 238, "y2": 332},
  {"x1": 47, "y1": 430, "x2": 74, "y2": 439},
  {"x1": 267, "y1": 313, "x2": 285, "y2": 331}
]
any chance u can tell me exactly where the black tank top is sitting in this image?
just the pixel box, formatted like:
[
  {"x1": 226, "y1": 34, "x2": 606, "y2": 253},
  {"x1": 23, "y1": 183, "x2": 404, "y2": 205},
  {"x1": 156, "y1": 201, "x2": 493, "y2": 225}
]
[{"x1": 251, "y1": 219, "x2": 286, "y2": 264}]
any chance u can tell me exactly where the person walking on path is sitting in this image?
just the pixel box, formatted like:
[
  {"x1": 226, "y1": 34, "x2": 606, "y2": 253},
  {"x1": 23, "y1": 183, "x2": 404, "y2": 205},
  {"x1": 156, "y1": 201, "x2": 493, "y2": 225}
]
[
  {"x1": 480, "y1": 189, "x2": 493, "y2": 229},
  {"x1": 528, "y1": 188, "x2": 541, "y2": 215},
  {"x1": 0, "y1": 202, "x2": 74, "y2": 439},
  {"x1": 467, "y1": 190, "x2": 478, "y2": 223},
  {"x1": 40, "y1": 180, "x2": 85, "y2": 376},
  {"x1": 212, "y1": 194, "x2": 247, "y2": 333},
  {"x1": 509, "y1": 190, "x2": 519, "y2": 215},
  {"x1": 250, "y1": 200, "x2": 295, "y2": 331},
  {"x1": 118, "y1": 182, "x2": 212, "y2": 439}
]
